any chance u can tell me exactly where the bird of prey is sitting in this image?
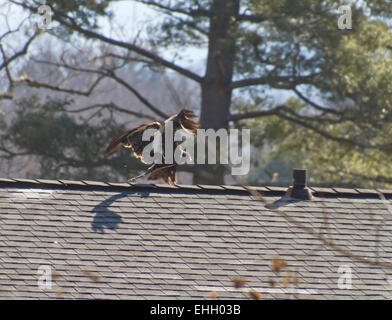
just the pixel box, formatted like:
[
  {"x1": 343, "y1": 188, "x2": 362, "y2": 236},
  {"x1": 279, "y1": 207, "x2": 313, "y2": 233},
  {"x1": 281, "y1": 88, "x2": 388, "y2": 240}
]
[{"x1": 105, "y1": 109, "x2": 199, "y2": 184}]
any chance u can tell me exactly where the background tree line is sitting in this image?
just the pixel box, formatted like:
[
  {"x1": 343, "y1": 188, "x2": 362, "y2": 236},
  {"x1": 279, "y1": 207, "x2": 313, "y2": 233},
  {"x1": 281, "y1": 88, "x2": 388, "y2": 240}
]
[{"x1": 1, "y1": 0, "x2": 392, "y2": 187}]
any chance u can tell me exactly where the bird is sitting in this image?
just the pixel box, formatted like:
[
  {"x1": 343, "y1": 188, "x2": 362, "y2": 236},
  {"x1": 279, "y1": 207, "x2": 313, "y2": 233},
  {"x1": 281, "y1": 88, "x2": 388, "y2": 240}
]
[{"x1": 105, "y1": 109, "x2": 199, "y2": 184}]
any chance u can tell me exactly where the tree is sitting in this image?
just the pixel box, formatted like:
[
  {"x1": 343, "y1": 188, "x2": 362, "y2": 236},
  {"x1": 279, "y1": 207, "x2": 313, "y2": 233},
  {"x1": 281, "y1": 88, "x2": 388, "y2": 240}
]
[
  {"x1": 0, "y1": 41, "x2": 198, "y2": 180},
  {"x1": 2, "y1": 0, "x2": 392, "y2": 186},
  {"x1": 0, "y1": 95, "x2": 146, "y2": 180}
]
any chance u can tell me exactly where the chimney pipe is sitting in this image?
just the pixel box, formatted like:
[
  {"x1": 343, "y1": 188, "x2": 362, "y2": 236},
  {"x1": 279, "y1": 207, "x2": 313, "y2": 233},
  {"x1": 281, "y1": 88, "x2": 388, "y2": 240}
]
[{"x1": 285, "y1": 169, "x2": 313, "y2": 200}]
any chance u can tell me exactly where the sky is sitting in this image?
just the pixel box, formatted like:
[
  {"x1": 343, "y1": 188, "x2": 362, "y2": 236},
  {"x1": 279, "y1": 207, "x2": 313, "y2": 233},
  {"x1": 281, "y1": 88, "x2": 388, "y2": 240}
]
[
  {"x1": 99, "y1": 1, "x2": 292, "y2": 104},
  {"x1": 100, "y1": 1, "x2": 208, "y2": 76},
  {"x1": 0, "y1": 0, "x2": 292, "y2": 105}
]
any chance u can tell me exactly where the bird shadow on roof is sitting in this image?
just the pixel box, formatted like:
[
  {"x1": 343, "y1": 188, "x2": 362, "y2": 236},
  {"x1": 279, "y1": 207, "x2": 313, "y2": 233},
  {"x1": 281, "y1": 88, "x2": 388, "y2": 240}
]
[
  {"x1": 265, "y1": 195, "x2": 303, "y2": 210},
  {"x1": 91, "y1": 190, "x2": 151, "y2": 233}
]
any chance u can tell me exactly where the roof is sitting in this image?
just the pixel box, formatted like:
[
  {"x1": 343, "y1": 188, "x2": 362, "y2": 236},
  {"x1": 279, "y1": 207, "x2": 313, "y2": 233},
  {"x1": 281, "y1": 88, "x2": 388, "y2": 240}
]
[{"x1": 1, "y1": 178, "x2": 392, "y2": 299}]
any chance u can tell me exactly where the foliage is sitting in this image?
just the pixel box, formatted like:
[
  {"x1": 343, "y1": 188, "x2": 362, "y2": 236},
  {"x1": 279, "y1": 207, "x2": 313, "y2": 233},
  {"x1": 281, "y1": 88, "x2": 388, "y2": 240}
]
[
  {"x1": 0, "y1": 96, "x2": 146, "y2": 180},
  {"x1": 240, "y1": 97, "x2": 392, "y2": 188},
  {"x1": 232, "y1": 1, "x2": 392, "y2": 187},
  {"x1": 3, "y1": 0, "x2": 392, "y2": 186}
]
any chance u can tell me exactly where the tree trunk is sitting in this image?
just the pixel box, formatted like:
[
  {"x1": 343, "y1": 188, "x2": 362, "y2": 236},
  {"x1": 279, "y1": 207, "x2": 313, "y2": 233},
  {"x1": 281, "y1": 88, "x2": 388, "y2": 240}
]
[{"x1": 193, "y1": 0, "x2": 239, "y2": 185}]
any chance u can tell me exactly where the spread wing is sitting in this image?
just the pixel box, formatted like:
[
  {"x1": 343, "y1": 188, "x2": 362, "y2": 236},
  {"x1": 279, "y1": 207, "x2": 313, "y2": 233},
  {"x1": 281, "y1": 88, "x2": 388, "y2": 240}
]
[
  {"x1": 105, "y1": 121, "x2": 161, "y2": 163},
  {"x1": 105, "y1": 109, "x2": 199, "y2": 184}
]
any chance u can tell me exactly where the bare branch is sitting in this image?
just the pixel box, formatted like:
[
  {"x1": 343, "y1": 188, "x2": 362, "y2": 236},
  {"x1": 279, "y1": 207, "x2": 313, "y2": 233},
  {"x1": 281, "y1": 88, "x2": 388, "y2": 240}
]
[
  {"x1": 227, "y1": 165, "x2": 392, "y2": 270},
  {"x1": 293, "y1": 87, "x2": 343, "y2": 116},
  {"x1": 30, "y1": 57, "x2": 168, "y2": 119},
  {"x1": 229, "y1": 107, "x2": 282, "y2": 121},
  {"x1": 46, "y1": 5, "x2": 204, "y2": 83},
  {"x1": 176, "y1": 18, "x2": 209, "y2": 37},
  {"x1": 136, "y1": 1, "x2": 210, "y2": 18},
  {"x1": 229, "y1": 105, "x2": 341, "y2": 123},
  {"x1": 136, "y1": 1, "x2": 209, "y2": 36},
  {"x1": 0, "y1": 29, "x2": 40, "y2": 70},
  {"x1": 0, "y1": 13, "x2": 32, "y2": 42},
  {"x1": 107, "y1": 71, "x2": 169, "y2": 119},
  {"x1": 204, "y1": 141, "x2": 392, "y2": 270},
  {"x1": 20, "y1": 74, "x2": 105, "y2": 96},
  {"x1": 229, "y1": 105, "x2": 392, "y2": 152},
  {"x1": 231, "y1": 74, "x2": 318, "y2": 89},
  {"x1": 0, "y1": 43, "x2": 14, "y2": 100},
  {"x1": 0, "y1": 29, "x2": 40, "y2": 100},
  {"x1": 65, "y1": 102, "x2": 159, "y2": 122}
]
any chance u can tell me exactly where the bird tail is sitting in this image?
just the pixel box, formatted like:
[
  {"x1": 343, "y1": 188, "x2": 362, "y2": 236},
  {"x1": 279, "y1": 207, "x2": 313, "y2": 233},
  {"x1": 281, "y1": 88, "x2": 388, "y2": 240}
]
[
  {"x1": 105, "y1": 131, "x2": 130, "y2": 155},
  {"x1": 147, "y1": 164, "x2": 177, "y2": 184},
  {"x1": 177, "y1": 109, "x2": 200, "y2": 134}
]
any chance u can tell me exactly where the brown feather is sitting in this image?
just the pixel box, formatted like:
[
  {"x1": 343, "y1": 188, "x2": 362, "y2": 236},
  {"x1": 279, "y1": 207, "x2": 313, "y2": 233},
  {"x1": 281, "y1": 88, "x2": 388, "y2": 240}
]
[
  {"x1": 147, "y1": 164, "x2": 177, "y2": 184},
  {"x1": 105, "y1": 122, "x2": 161, "y2": 161},
  {"x1": 172, "y1": 109, "x2": 199, "y2": 134},
  {"x1": 180, "y1": 118, "x2": 199, "y2": 134},
  {"x1": 105, "y1": 109, "x2": 199, "y2": 184},
  {"x1": 105, "y1": 130, "x2": 132, "y2": 155}
]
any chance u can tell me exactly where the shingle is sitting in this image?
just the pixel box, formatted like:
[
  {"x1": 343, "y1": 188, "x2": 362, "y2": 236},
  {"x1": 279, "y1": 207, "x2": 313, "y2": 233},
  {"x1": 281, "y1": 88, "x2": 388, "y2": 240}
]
[
  {"x1": 355, "y1": 188, "x2": 381, "y2": 195},
  {"x1": 222, "y1": 185, "x2": 245, "y2": 192},
  {"x1": 265, "y1": 186, "x2": 287, "y2": 192},
  {"x1": 36, "y1": 179, "x2": 63, "y2": 186},
  {"x1": 247, "y1": 186, "x2": 270, "y2": 193},
  {"x1": 333, "y1": 188, "x2": 359, "y2": 194},
  {"x1": 311, "y1": 187, "x2": 336, "y2": 194},
  {"x1": 197, "y1": 185, "x2": 225, "y2": 191},
  {"x1": 0, "y1": 178, "x2": 16, "y2": 184},
  {"x1": 1, "y1": 181, "x2": 392, "y2": 300},
  {"x1": 59, "y1": 180, "x2": 87, "y2": 186},
  {"x1": 82, "y1": 181, "x2": 110, "y2": 187},
  {"x1": 12, "y1": 179, "x2": 39, "y2": 184},
  {"x1": 174, "y1": 184, "x2": 201, "y2": 190},
  {"x1": 107, "y1": 182, "x2": 132, "y2": 188}
]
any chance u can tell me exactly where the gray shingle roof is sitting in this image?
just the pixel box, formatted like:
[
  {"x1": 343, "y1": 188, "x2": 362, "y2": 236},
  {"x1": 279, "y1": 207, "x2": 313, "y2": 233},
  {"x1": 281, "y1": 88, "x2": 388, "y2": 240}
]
[{"x1": 1, "y1": 178, "x2": 392, "y2": 299}]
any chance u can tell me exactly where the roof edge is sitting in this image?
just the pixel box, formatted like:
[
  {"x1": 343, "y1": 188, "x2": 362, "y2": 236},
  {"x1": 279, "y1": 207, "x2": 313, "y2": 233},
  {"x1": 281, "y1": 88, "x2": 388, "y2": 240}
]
[{"x1": 0, "y1": 178, "x2": 389, "y2": 199}]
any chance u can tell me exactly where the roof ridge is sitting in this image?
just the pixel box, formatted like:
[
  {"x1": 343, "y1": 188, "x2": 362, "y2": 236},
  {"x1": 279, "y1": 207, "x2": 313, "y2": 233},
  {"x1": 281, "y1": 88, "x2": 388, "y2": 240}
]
[{"x1": 0, "y1": 177, "x2": 390, "y2": 198}]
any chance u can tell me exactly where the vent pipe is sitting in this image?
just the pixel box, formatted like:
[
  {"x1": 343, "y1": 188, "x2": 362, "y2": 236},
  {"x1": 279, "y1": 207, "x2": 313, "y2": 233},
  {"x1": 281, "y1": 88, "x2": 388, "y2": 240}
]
[{"x1": 285, "y1": 169, "x2": 313, "y2": 200}]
